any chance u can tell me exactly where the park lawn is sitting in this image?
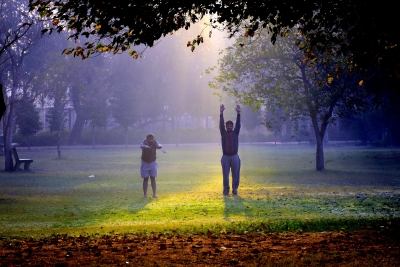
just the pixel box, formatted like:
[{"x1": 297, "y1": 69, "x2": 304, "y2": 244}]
[{"x1": 0, "y1": 143, "x2": 399, "y2": 237}]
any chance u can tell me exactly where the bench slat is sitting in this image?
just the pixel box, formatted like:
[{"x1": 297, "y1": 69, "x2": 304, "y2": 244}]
[{"x1": 12, "y1": 147, "x2": 33, "y2": 171}]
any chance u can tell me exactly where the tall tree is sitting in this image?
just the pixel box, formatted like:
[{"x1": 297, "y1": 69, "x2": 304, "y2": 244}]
[
  {"x1": 109, "y1": 83, "x2": 138, "y2": 147},
  {"x1": 211, "y1": 30, "x2": 369, "y2": 170},
  {"x1": 65, "y1": 56, "x2": 111, "y2": 145},
  {"x1": 15, "y1": 99, "x2": 42, "y2": 150},
  {"x1": 46, "y1": 89, "x2": 68, "y2": 158},
  {"x1": 0, "y1": 0, "x2": 33, "y2": 118},
  {"x1": 85, "y1": 88, "x2": 109, "y2": 149},
  {"x1": 1, "y1": 1, "x2": 45, "y2": 171}
]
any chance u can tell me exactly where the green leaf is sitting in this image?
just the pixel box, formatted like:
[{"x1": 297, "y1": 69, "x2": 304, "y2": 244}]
[{"x1": 40, "y1": 9, "x2": 47, "y2": 18}]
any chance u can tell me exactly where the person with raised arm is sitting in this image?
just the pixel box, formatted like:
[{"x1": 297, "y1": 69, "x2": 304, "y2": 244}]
[{"x1": 219, "y1": 104, "x2": 241, "y2": 196}]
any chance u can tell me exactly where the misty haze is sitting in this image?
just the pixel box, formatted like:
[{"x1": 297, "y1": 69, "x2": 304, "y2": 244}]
[{"x1": 0, "y1": 1, "x2": 399, "y2": 266}]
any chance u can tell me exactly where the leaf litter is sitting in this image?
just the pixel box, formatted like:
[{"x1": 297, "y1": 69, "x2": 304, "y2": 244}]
[{"x1": 0, "y1": 229, "x2": 399, "y2": 266}]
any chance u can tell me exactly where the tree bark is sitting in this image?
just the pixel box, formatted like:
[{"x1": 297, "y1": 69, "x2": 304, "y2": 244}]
[
  {"x1": 125, "y1": 127, "x2": 128, "y2": 148},
  {"x1": 57, "y1": 129, "x2": 61, "y2": 158},
  {"x1": 68, "y1": 86, "x2": 86, "y2": 145},
  {"x1": 92, "y1": 125, "x2": 96, "y2": 149},
  {"x1": 68, "y1": 114, "x2": 85, "y2": 145},
  {"x1": 2, "y1": 82, "x2": 19, "y2": 171},
  {"x1": 0, "y1": 84, "x2": 5, "y2": 121},
  {"x1": 3, "y1": 107, "x2": 16, "y2": 171},
  {"x1": 314, "y1": 129, "x2": 325, "y2": 171}
]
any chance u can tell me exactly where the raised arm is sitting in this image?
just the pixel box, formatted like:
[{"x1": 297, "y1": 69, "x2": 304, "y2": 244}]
[
  {"x1": 234, "y1": 104, "x2": 241, "y2": 133},
  {"x1": 219, "y1": 104, "x2": 225, "y2": 135}
]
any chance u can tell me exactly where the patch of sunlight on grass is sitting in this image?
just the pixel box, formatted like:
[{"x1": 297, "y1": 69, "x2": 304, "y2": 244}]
[{"x1": 1, "y1": 145, "x2": 399, "y2": 237}]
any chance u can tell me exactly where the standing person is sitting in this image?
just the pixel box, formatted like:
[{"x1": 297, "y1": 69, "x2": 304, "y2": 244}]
[
  {"x1": 219, "y1": 104, "x2": 241, "y2": 195},
  {"x1": 140, "y1": 133, "x2": 162, "y2": 198}
]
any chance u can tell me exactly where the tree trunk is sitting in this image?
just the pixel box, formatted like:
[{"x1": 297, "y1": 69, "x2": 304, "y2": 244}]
[
  {"x1": 162, "y1": 111, "x2": 165, "y2": 133},
  {"x1": 125, "y1": 127, "x2": 128, "y2": 148},
  {"x1": 92, "y1": 125, "x2": 96, "y2": 149},
  {"x1": 57, "y1": 129, "x2": 61, "y2": 158},
  {"x1": 68, "y1": 113, "x2": 86, "y2": 145},
  {"x1": 68, "y1": 86, "x2": 86, "y2": 145},
  {"x1": 300, "y1": 63, "x2": 326, "y2": 171},
  {"x1": 0, "y1": 84, "x2": 5, "y2": 122},
  {"x1": 2, "y1": 103, "x2": 16, "y2": 171},
  {"x1": 315, "y1": 132, "x2": 325, "y2": 171},
  {"x1": 3, "y1": 141, "x2": 13, "y2": 171}
]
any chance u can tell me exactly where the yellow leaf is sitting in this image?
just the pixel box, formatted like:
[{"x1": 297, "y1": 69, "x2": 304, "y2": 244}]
[
  {"x1": 359, "y1": 80, "x2": 364, "y2": 86},
  {"x1": 284, "y1": 32, "x2": 290, "y2": 37},
  {"x1": 327, "y1": 77, "x2": 334, "y2": 84},
  {"x1": 63, "y1": 49, "x2": 72, "y2": 55},
  {"x1": 302, "y1": 57, "x2": 310, "y2": 63},
  {"x1": 95, "y1": 25, "x2": 101, "y2": 30},
  {"x1": 133, "y1": 54, "x2": 138, "y2": 59},
  {"x1": 129, "y1": 30, "x2": 134, "y2": 35}
]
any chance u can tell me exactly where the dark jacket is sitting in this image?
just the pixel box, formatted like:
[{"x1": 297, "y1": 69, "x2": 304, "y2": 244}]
[
  {"x1": 140, "y1": 139, "x2": 161, "y2": 163},
  {"x1": 219, "y1": 113, "x2": 241, "y2": 156}
]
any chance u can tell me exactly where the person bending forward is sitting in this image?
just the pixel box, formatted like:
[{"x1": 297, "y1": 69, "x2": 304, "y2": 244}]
[{"x1": 140, "y1": 133, "x2": 162, "y2": 198}]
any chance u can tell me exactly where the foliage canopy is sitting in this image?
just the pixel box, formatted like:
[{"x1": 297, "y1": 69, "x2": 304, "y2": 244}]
[{"x1": 29, "y1": 0, "x2": 399, "y2": 79}]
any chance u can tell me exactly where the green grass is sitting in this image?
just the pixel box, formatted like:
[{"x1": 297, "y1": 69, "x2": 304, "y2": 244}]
[{"x1": 0, "y1": 144, "x2": 399, "y2": 237}]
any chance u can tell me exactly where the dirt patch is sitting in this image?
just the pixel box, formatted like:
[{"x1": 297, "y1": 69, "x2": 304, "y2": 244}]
[{"x1": 1, "y1": 230, "x2": 399, "y2": 266}]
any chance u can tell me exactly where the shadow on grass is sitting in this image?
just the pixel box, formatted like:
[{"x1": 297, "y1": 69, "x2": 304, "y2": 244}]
[{"x1": 223, "y1": 195, "x2": 251, "y2": 221}]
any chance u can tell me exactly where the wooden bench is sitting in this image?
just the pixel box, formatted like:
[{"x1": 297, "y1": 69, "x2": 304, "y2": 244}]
[{"x1": 12, "y1": 147, "x2": 33, "y2": 171}]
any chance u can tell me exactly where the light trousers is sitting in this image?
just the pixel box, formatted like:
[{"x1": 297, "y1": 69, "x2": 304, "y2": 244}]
[{"x1": 221, "y1": 154, "x2": 241, "y2": 193}]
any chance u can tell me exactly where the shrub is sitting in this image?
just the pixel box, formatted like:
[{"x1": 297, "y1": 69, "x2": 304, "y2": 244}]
[{"x1": 13, "y1": 131, "x2": 70, "y2": 147}]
